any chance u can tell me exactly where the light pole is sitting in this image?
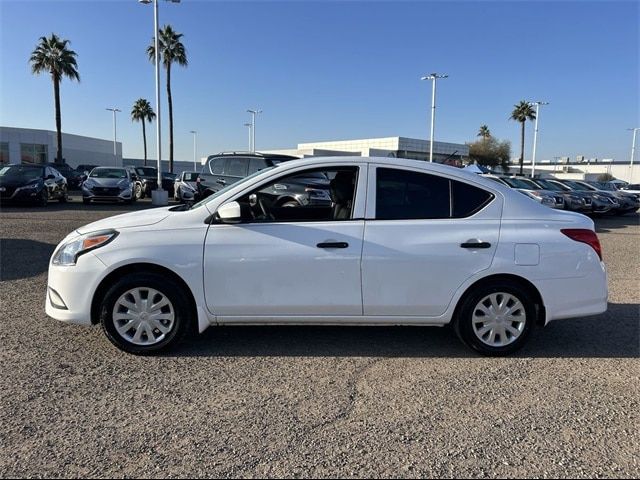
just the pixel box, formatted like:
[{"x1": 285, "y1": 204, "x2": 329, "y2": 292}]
[
  {"x1": 189, "y1": 130, "x2": 197, "y2": 171},
  {"x1": 244, "y1": 122, "x2": 252, "y2": 152},
  {"x1": 105, "y1": 108, "x2": 121, "y2": 165},
  {"x1": 421, "y1": 73, "x2": 448, "y2": 162},
  {"x1": 247, "y1": 109, "x2": 262, "y2": 153},
  {"x1": 139, "y1": 0, "x2": 181, "y2": 206},
  {"x1": 529, "y1": 101, "x2": 549, "y2": 178},
  {"x1": 628, "y1": 127, "x2": 640, "y2": 182}
]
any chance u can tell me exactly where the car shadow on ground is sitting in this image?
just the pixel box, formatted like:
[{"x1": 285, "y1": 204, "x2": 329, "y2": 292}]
[
  {"x1": 172, "y1": 302, "x2": 638, "y2": 359},
  {"x1": 0, "y1": 238, "x2": 55, "y2": 281},
  {"x1": 594, "y1": 213, "x2": 639, "y2": 233}
]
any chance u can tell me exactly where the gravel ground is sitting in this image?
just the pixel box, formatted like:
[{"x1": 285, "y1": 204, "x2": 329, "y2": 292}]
[{"x1": 0, "y1": 199, "x2": 638, "y2": 478}]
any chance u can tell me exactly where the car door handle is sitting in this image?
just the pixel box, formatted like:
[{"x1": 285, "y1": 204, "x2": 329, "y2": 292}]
[
  {"x1": 317, "y1": 242, "x2": 349, "y2": 249},
  {"x1": 216, "y1": 179, "x2": 226, "y2": 185},
  {"x1": 460, "y1": 240, "x2": 492, "y2": 249}
]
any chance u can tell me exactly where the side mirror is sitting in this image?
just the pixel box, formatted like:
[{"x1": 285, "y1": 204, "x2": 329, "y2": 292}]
[{"x1": 216, "y1": 201, "x2": 242, "y2": 223}]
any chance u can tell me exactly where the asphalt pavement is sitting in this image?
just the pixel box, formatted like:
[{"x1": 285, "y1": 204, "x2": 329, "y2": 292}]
[{"x1": 0, "y1": 198, "x2": 638, "y2": 478}]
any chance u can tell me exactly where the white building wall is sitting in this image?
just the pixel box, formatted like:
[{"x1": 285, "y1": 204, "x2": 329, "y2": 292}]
[{"x1": 0, "y1": 127, "x2": 122, "y2": 167}]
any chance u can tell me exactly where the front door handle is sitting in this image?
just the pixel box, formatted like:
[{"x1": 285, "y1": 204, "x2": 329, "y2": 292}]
[
  {"x1": 317, "y1": 242, "x2": 349, "y2": 249},
  {"x1": 460, "y1": 240, "x2": 492, "y2": 249},
  {"x1": 216, "y1": 178, "x2": 226, "y2": 185}
]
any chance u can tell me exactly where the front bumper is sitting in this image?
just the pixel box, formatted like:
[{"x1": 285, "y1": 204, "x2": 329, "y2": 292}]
[
  {"x1": 82, "y1": 187, "x2": 132, "y2": 202},
  {"x1": 45, "y1": 252, "x2": 107, "y2": 325},
  {"x1": 0, "y1": 186, "x2": 44, "y2": 203}
]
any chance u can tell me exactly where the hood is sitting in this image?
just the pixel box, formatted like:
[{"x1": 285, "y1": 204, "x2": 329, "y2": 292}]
[
  {"x1": 85, "y1": 177, "x2": 129, "y2": 188},
  {"x1": 0, "y1": 176, "x2": 42, "y2": 188},
  {"x1": 76, "y1": 206, "x2": 173, "y2": 234}
]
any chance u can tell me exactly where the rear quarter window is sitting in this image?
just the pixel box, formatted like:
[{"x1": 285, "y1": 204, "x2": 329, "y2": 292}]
[{"x1": 451, "y1": 180, "x2": 494, "y2": 218}]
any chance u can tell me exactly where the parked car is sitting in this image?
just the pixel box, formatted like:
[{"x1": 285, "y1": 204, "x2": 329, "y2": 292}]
[
  {"x1": 81, "y1": 167, "x2": 136, "y2": 204},
  {"x1": 198, "y1": 152, "x2": 298, "y2": 199},
  {"x1": 584, "y1": 181, "x2": 639, "y2": 214},
  {"x1": 174, "y1": 171, "x2": 202, "y2": 203},
  {"x1": 45, "y1": 162, "x2": 83, "y2": 189},
  {"x1": 619, "y1": 183, "x2": 640, "y2": 194},
  {"x1": 0, "y1": 163, "x2": 68, "y2": 206},
  {"x1": 481, "y1": 174, "x2": 559, "y2": 209},
  {"x1": 46, "y1": 157, "x2": 607, "y2": 356},
  {"x1": 556, "y1": 180, "x2": 623, "y2": 215},
  {"x1": 132, "y1": 166, "x2": 175, "y2": 198},
  {"x1": 123, "y1": 166, "x2": 144, "y2": 200},
  {"x1": 530, "y1": 178, "x2": 590, "y2": 213},
  {"x1": 543, "y1": 179, "x2": 615, "y2": 215}
]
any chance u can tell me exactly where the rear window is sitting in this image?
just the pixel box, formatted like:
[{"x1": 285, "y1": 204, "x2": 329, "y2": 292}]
[{"x1": 225, "y1": 158, "x2": 248, "y2": 177}]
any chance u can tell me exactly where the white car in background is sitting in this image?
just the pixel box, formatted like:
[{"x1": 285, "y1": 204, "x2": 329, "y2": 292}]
[{"x1": 46, "y1": 157, "x2": 608, "y2": 356}]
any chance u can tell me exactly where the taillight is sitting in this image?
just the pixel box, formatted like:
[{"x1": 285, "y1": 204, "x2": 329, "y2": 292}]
[{"x1": 561, "y1": 229, "x2": 602, "y2": 260}]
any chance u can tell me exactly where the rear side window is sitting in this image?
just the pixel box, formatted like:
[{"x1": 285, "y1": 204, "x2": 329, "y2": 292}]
[
  {"x1": 376, "y1": 168, "x2": 450, "y2": 220},
  {"x1": 225, "y1": 158, "x2": 248, "y2": 177},
  {"x1": 451, "y1": 180, "x2": 493, "y2": 218}
]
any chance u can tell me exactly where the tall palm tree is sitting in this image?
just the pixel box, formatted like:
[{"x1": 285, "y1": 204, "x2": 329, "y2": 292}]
[
  {"x1": 510, "y1": 101, "x2": 536, "y2": 175},
  {"x1": 29, "y1": 33, "x2": 80, "y2": 164},
  {"x1": 478, "y1": 125, "x2": 491, "y2": 139},
  {"x1": 147, "y1": 24, "x2": 187, "y2": 173},
  {"x1": 131, "y1": 98, "x2": 156, "y2": 166}
]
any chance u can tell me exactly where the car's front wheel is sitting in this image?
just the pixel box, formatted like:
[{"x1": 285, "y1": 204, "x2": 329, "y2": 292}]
[
  {"x1": 99, "y1": 273, "x2": 191, "y2": 354},
  {"x1": 134, "y1": 183, "x2": 142, "y2": 200},
  {"x1": 454, "y1": 281, "x2": 536, "y2": 356}
]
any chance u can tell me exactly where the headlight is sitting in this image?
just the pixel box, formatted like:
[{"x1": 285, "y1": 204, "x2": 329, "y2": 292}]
[
  {"x1": 83, "y1": 180, "x2": 95, "y2": 189},
  {"x1": 18, "y1": 180, "x2": 42, "y2": 191},
  {"x1": 52, "y1": 230, "x2": 118, "y2": 266}
]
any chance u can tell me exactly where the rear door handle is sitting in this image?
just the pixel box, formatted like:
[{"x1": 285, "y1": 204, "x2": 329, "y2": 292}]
[
  {"x1": 317, "y1": 242, "x2": 349, "y2": 249},
  {"x1": 460, "y1": 241, "x2": 492, "y2": 249},
  {"x1": 216, "y1": 178, "x2": 226, "y2": 185}
]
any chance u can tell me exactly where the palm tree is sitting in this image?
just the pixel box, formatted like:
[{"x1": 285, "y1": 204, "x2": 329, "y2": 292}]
[
  {"x1": 510, "y1": 101, "x2": 536, "y2": 175},
  {"x1": 478, "y1": 125, "x2": 491, "y2": 139},
  {"x1": 147, "y1": 24, "x2": 187, "y2": 173},
  {"x1": 29, "y1": 33, "x2": 80, "y2": 164},
  {"x1": 131, "y1": 99, "x2": 156, "y2": 166}
]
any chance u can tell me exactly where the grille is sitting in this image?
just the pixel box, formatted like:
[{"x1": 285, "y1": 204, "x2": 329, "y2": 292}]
[
  {"x1": 584, "y1": 198, "x2": 592, "y2": 205},
  {"x1": 92, "y1": 187, "x2": 120, "y2": 196}
]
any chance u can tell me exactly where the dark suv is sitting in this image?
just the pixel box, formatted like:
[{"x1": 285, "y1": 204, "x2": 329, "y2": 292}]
[
  {"x1": 45, "y1": 162, "x2": 83, "y2": 189},
  {"x1": 198, "y1": 152, "x2": 299, "y2": 199},
  {"x1": 131, "y1": 166, "x2": 175, "y2": 198}
]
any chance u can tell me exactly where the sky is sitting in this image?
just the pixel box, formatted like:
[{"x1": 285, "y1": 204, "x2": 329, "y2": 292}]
[{"x1": 0, "y1": 0, "x2": 638, "y2": 163}]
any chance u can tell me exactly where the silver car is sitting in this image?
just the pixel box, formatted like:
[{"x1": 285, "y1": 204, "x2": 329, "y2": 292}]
[
  {"x1": 82, "y1": 167, "x2": 136, "y2": 205},
  {"x1": 174, "y1": 171, "x2": 202, "y2": 203}
]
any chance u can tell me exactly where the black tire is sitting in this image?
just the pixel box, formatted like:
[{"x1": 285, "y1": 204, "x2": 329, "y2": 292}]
[
  {"x1": 453, "y1": 281, "x2": 536, "y2": 356},
  {"x1": 38, "y1": 189, "x2": 48, "y2": 207},
  {"x1": 99, "y1": 272, "x2": 192, "y2": 355},
  {"x1": 134, "y1": 183, "x2": 142, "y2": 200},
  {"x1": 175, "y1": 187, "x2": 181, "y2": 201},
  {"x1": 59, "y1": 186, "x2": 68, "y2": 203}
]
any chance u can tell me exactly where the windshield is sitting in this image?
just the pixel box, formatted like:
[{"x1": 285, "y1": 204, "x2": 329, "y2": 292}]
[
  {"x1": 0, "y1": 165, "x2": 43, "y2": 180},
  {"x1": 189, "y1": 166, "x2": 275, "y2": 210},
  {"x1": 90, "y1": 168, "x2": 127, "y2": 179},
  {"x1": 534, "y1": 179, "x2": 567, "y2": 191},
  {"x1": 135, "y1": 167, "x2": 157, "y2": 176},
  {"x1": 501, "y1": 177, "x2": 535, "y2": 189},
  {"x1": 563, "y1": 180, "x2": 594, "y2": 191}
]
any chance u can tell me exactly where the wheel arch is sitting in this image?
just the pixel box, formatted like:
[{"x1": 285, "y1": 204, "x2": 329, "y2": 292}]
[
  {"x1": 90, "y1": 262, "x2": 198, "y2": 326},
  {"x1": 452, "y1": 273, "x2": 546, "y2": 327}
]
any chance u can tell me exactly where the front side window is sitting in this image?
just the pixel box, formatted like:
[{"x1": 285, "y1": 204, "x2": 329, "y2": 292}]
[
  {"x1": 248, "y1": 158, "x2": 268, "y2": 175},
  {"x1": 209, "y1": 158, "x2": 225, "y2": 175},
  {"x1": 232, "y1": 167, "x2": 358, "y2": 223}
]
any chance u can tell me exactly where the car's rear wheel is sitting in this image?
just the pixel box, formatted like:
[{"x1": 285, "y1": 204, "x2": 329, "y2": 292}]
[
  {"x1": 134, "y1": 184, "x2": 142, "y2": 200},
  {"x1": 454, "y1": 281, "x2": 536, "y2": 356},
  {"x1": 100, "y1": 273, "x2": 191, "y2": 354},
  {"x1": 38, "y1": 189, "x2": 48, "y2": 207},
  {"x1": 59, "y1": 186, "x2": 68, "y2": 203}
]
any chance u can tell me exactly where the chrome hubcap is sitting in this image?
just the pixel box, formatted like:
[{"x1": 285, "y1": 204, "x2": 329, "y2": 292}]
[
  {"x1": 112, "y1": 287, "x2": 175, "y2": 346},
  {"x1": 472, "y1": 292, "x2": 526, "y2": 347}
]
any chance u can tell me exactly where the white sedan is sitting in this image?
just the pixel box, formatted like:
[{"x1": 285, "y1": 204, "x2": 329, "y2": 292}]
[{"x1": 46, "y1": 157, "x2": 608, "y2": 355}]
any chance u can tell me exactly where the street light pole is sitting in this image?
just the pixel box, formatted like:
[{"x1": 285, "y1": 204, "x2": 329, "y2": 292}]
[
  {"x1": 189, "y1": 130, "x2": 197, "y2": 171},
  {"x1": 628, "y1": 128, "x2": 640, "y2": 182},
  {"x1": 105, "y1": 108, "x2": 121, "y2": 165},
  {"x1": 529, "y1": 101, "x2": 549, "y2": 178},
  {"x1": 421, "y1": 73, "x2": 448, "y2": 162},
  {"x1": 244, "y1": 123, "x2": 252, "y2": 152},
  {"x1": 140, "y1": 0, "x2": 181, "y2": 205},
  {"x1": 247, "y1": 109, "x2": 262, "y2": 153}
]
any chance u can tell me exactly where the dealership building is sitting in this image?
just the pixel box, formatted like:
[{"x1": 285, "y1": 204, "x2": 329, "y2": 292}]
[
  {"x1": 264, "y1": 136, "x2": 469, "y2": 163},
  {"x1": 0, "y1": 127, "x2": 122, "y2": 167}
]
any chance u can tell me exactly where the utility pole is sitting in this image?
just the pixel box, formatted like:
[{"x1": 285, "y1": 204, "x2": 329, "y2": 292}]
[{"x1": 421, "y1": 73, "x2": 448, "y2": 162}]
